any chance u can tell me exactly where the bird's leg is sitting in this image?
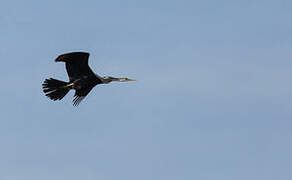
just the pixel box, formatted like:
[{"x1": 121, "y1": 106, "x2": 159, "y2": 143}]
[
  {"x1": 70, "y1": 79, "x2": 83, "y2": 90},
  {"x1": 65, "y1": 82, "x2": 74, "y2": 89}
]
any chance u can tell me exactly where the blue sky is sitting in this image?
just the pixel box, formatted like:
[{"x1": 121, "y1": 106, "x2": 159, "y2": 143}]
[{"x1": 1, "y1": 0, "x2": 292, "y2": 179}]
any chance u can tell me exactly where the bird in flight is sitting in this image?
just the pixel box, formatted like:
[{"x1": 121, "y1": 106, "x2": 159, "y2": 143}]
[{"x1": 42, "y1": 52, "x2": 135, "y2": 106}]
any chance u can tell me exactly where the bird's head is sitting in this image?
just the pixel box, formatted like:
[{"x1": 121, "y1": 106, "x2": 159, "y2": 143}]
[{"x1": 102, "y1": 76, "x2": 136, "y2": 84}]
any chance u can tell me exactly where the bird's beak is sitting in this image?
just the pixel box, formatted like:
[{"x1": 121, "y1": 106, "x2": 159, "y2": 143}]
[
  {"x1": 120, "y1": 78, "x2": 136, "y2": 82},
  {"x1": 125, "y1": 78, "x2": 136, "y2": 82}
]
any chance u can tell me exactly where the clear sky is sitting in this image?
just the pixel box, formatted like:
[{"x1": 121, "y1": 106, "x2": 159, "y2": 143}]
[{"x1": 1, "y1": 0, "x2": 292, "y2": 179}]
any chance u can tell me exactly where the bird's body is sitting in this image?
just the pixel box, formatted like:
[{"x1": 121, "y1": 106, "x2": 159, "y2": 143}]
[{"x1": 42, "y1": 52, "x2": 135, "y2": 106}]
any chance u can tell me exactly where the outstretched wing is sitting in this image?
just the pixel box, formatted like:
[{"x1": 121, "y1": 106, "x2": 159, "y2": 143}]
[
  {"x1": 55, "y1": 52, "x2": 95, "y2": 81},
  {"x1": 72, "y1": 86, "x2": 95, "y2": 106}
]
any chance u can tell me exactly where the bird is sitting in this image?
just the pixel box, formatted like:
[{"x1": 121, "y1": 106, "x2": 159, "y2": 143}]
[{"x1": 42, "y1": 52, "x2": 135, "y2": 106}]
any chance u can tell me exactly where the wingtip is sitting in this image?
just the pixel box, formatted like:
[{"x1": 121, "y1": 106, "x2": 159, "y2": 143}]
[{"x1": 55, "y1": 55, "x2": 63, "y2": 62}]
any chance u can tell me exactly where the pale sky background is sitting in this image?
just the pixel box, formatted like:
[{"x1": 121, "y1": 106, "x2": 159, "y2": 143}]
[{"x1": 1, "y1": 0, "x2": 292, "y2": 180}]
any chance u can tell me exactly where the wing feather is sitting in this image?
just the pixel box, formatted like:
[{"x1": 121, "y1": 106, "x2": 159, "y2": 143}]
[
  {"x1": 55, "y1": 52, "x2": 95, "y2": 81},
  {"x1": 73, "y1": 95, "x2": 85, "y2": 106},
  {"x1": 72, "y1": 86, "x2": 95, "y2": 106}
]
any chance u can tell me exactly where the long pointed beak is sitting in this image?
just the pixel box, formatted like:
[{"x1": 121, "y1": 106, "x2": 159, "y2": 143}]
[
  {"x1": 119, "y1": 78, "x2": 136, "y2": 82},
  {"x1": 126, "y1": 78, "x2": 136, "y2": 82}
]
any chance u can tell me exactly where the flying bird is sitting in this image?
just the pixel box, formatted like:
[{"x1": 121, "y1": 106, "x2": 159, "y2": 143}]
[{"x1": 42, "y1": 52, "x2": 135, "y2": 106}]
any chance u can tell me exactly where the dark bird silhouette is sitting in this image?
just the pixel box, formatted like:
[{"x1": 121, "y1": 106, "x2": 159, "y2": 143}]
[{"x1": 42, "y1": 52, "x2": 135, "y2": 106}]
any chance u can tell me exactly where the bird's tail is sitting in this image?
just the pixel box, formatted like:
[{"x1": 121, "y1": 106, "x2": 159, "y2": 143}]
[{"x1": 42, "y1": 78, "x2": 70, "y2": 101}]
